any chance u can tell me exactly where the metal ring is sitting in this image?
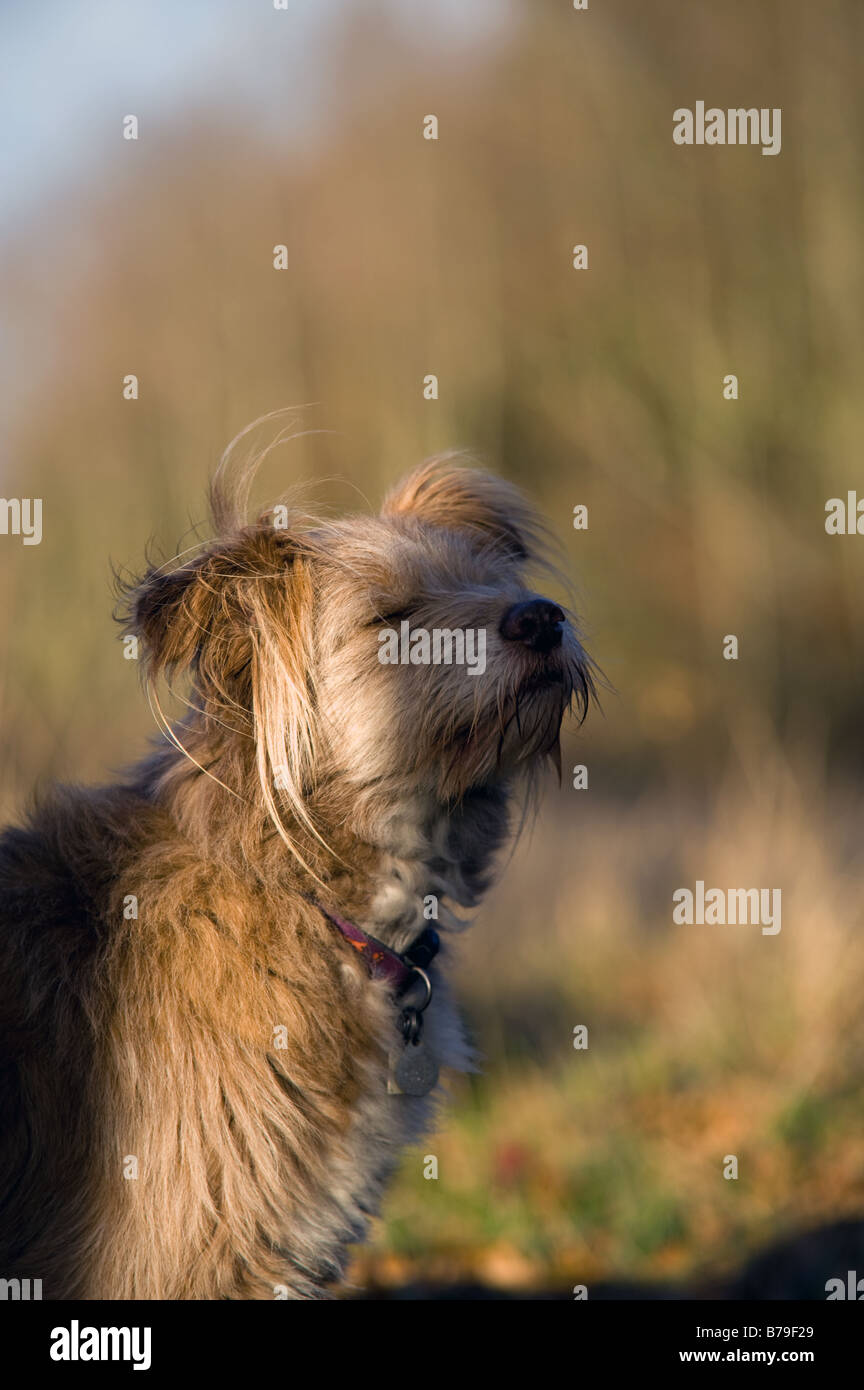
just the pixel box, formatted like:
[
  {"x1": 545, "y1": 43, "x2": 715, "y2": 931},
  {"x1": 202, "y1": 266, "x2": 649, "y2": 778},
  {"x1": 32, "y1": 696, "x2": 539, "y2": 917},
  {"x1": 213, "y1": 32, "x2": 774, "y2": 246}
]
[{"x1": 407, "y1": 966, "x2": 433, "y2": 1012}]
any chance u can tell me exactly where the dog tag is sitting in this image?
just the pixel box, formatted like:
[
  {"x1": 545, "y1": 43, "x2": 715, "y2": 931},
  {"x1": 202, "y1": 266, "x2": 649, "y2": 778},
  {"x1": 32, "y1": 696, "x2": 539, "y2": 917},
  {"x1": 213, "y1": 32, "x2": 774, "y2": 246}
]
[{"x1": 389, "y1": 1039, "x2": 439, "y2": 1097}]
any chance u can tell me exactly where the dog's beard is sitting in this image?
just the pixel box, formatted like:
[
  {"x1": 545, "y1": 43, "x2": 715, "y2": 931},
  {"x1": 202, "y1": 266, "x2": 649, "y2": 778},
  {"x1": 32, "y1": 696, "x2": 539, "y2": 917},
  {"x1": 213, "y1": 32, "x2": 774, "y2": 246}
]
[{"x1": 438, "y1": 647, "x2": 594, "y2": 799}]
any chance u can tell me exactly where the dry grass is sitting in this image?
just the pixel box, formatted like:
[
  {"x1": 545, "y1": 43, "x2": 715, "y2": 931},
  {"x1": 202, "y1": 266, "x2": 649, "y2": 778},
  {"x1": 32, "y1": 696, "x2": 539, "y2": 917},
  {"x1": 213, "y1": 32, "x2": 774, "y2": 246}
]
[{"x1": 351, "y1": 750, "x2": 864, "y2": 1291}]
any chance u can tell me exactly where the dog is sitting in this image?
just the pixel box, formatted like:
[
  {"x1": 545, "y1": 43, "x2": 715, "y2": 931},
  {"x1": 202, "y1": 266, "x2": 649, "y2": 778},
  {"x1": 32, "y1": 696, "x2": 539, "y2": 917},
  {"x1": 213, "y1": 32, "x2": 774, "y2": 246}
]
[{"x1": 0, "y1": 450, "x2": 594, "y2": 1298}]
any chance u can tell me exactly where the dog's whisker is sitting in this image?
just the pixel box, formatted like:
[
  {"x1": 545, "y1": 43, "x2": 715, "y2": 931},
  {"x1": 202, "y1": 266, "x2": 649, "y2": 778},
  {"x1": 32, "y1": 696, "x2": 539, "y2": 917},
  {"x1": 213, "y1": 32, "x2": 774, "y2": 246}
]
[{"x1": 147, "y1": 682, "x2": 247, "y2": 802}]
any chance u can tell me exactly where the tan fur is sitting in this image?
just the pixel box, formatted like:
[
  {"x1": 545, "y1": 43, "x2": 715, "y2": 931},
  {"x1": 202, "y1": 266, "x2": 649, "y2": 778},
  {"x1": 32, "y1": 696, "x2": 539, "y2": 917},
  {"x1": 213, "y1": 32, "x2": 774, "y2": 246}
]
[{"x1": 0, "y1": 448, "x2": 594, "y2": 1298}]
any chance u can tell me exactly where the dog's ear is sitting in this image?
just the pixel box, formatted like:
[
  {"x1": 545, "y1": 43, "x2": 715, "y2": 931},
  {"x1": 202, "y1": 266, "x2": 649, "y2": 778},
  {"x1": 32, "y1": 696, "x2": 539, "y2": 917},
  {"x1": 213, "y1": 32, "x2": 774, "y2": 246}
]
[
  {"x1": 120, "y1": 533, "x2": 281, "y2": 678},
  {"x1": 381, "y1": 457, "x2": 542, "y2": 560},
  {"x1": 121, "y1": 531, "x2": 321, "y2": 861},
  {"x1": 122, "y1": 553, "x2": 221, "y2": 677}
]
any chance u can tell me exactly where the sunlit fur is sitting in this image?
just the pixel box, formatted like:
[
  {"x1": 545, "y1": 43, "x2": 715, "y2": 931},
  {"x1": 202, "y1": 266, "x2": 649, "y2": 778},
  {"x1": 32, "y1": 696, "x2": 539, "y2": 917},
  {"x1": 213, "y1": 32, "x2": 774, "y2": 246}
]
[{"x1": 0, "y1": 449, "x2": 594, "y2": 1299}]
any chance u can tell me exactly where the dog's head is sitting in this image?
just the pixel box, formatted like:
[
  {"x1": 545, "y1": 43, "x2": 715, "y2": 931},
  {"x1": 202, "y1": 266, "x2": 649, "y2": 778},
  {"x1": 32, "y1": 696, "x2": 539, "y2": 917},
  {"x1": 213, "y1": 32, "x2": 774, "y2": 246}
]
[
  {"x1": 313, "y1": 459, "x2": 594, "y2": 801},
  {"x1": 122, "y1": 455, "x2": 594, "y2": 851}
]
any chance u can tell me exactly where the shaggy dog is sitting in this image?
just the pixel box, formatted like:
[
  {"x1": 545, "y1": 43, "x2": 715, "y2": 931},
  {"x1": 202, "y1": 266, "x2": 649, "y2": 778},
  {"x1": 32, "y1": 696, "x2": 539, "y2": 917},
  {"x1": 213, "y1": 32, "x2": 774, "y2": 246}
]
[{"x1": 0, "y1": 452, "x2": 594, "y2": 1298}]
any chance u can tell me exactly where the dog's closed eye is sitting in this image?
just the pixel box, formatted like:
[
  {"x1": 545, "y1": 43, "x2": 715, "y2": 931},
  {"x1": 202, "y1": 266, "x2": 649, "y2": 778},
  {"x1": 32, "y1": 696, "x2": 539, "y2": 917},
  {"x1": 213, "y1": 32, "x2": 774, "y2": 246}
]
[{"x1": 366, "y1": 606, "x2": 416, "y2": 627}]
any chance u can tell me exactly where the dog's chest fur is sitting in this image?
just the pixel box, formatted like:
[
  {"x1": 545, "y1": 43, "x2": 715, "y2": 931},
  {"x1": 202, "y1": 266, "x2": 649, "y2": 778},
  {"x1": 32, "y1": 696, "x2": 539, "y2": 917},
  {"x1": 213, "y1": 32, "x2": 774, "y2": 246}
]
[
  {"x1": 0, "y1": 781, "x2": 510, "y2": 1299},
  {"x1": 290, "y1": 783, "x2": 511, "y2": 1289},
  {"x1": 238, "y1": 783, "x2": 510, "y2": 1297}
]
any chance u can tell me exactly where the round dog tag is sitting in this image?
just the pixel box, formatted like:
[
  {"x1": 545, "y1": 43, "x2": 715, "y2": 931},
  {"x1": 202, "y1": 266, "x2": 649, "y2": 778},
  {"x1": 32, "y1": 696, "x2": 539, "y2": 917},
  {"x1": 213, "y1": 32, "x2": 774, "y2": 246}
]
[{"x1": 394, "y1": 1040, "x2": 439, "y2": 1097}]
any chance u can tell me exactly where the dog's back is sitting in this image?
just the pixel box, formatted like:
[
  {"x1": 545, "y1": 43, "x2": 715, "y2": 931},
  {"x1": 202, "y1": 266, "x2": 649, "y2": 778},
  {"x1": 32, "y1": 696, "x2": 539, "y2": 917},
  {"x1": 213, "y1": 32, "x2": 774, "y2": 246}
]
[{"x1": 0, "y1": 790, "x2": 119, "y2": 1294}]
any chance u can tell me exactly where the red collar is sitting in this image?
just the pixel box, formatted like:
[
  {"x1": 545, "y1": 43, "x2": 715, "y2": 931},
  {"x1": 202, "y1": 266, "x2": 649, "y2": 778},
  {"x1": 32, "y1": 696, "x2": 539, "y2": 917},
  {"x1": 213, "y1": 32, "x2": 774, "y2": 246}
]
[{"x1": 316, "y1": 905, "x2": 440, "y2": 994}]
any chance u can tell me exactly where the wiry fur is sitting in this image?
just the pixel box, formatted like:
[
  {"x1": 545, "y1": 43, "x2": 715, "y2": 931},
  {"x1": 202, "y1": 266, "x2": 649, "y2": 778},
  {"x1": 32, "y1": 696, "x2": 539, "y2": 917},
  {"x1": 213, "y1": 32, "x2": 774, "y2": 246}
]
[{"x1": 0, "y1": 447, "x2": 594, "y2": 1298}]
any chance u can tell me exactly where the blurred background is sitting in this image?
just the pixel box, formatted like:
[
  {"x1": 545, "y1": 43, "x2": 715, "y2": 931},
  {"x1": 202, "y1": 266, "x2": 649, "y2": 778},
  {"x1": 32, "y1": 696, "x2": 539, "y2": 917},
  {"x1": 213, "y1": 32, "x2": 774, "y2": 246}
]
[{"x1": 2, "y1": 0, "x2": 864, "y2": 1296}]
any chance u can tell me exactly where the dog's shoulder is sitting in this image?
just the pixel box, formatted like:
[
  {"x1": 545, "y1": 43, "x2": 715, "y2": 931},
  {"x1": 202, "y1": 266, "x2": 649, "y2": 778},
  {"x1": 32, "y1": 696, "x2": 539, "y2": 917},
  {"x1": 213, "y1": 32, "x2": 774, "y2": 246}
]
[
  {"x1": 0, "y1": 783, "x2": 155, "y2": 919},
  {"x1": 0, "y1": 784, "x2": 169, "y2": 1034}
]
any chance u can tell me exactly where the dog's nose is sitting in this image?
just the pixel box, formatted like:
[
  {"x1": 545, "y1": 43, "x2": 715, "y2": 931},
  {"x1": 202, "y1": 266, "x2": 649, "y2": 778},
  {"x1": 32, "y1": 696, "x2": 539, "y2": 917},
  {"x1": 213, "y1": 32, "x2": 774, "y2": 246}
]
[{"x1": 499, "y1": 598, "x2": 565, "y2": 653}]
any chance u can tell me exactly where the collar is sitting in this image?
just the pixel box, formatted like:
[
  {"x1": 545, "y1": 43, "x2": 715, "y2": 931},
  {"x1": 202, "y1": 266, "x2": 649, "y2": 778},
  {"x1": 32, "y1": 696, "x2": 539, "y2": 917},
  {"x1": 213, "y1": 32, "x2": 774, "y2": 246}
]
[{"x1": 315, "y1": 904, "x2": 440, "y2": 995}]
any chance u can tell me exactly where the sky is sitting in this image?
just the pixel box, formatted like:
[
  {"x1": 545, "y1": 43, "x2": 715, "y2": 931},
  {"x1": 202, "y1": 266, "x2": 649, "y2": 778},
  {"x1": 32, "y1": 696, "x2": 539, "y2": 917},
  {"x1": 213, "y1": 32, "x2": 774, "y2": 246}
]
[{"x1": 0, "y1": 0, "x2": 510, "y2": 239}]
